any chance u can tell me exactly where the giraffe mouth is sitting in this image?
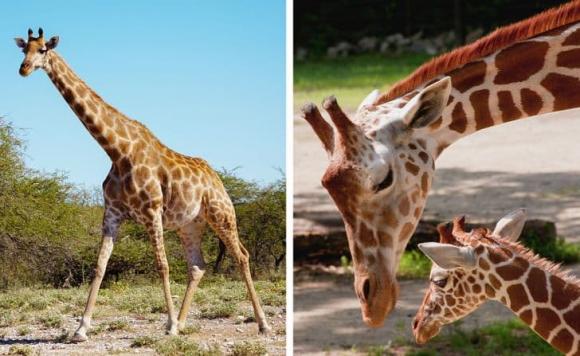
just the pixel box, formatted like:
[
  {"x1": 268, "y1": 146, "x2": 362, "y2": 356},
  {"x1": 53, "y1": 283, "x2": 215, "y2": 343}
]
[{"x1": 413, "y1": 318, "x2": 441, "y2": 344}]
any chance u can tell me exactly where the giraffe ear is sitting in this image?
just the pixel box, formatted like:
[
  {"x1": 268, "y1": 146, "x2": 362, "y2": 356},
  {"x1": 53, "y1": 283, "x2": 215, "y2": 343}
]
[
  {"x1": 357, "y1": 89, "x2": 380, "y2": 112},
  {"x1": 45, "y1": 36, "x2": 59, "y2": 50},
  {"x1": 402, "y1": 76, "x2": 451, "y2": 129},
  {"x1": 15, "y1": 38, "x2": 26, "y2": 49},
  {"x1": 493, "y1": 208, "x2": 527, "y2": 242},
  {"x1": 418, "y1": 242, "x2": 476, "y2": 270}
]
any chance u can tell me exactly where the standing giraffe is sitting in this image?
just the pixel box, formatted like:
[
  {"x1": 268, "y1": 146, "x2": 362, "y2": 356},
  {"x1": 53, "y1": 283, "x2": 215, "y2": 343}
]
[
  {"x1": 14, "y1": 28, "x2": 270, "y2": 341},
  {"x1": 413, "y1": 211, "x2": 580, "y2": 355},
  {"x1": 302, "y1": 1, "x2": 580, "y2": 326}
]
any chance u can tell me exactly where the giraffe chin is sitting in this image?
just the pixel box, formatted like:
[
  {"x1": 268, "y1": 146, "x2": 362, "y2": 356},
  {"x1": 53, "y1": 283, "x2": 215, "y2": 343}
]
[
  {"x1": 413, "y1": 320, "x2": 441, "y2": 345},
  {"x1": 357, "y1": 275, "x2": 399, "y2": 328}
]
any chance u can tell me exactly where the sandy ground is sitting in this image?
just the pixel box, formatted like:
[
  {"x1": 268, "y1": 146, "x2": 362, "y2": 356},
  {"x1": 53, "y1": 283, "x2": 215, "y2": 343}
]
[
  {"x1": 0, "y1": 303, "x2": 285, "y2": 355},
  {"x1": 294, "y1": 110, "x2": 580, "y2": 354}
]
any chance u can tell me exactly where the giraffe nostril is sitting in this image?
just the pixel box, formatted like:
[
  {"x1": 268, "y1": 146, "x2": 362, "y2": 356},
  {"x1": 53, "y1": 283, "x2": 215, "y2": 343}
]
[
  {"x1": 362, "y1": 279, "x2": 371, "y2": 301},
  {"x1": 413, "y1": 318, "x2": 419, "y2": 330}
]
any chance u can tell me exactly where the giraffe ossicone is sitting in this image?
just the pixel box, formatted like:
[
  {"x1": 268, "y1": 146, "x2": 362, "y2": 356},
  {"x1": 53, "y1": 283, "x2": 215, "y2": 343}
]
[
  {"x1": 303, "y1": 1, "x2": 580, "y2": 326},
  {"x1": 14, "y1": 28, "x2": 271, "y2": 341},
  {"x1": 414, "y1": 210, "x2": 580, "y2": 355}
]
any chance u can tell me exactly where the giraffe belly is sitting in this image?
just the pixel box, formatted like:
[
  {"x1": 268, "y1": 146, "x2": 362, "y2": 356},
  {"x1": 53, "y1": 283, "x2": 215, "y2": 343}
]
[{"x1": 162, "y1": 200, "x2": 203, "y2": 230}]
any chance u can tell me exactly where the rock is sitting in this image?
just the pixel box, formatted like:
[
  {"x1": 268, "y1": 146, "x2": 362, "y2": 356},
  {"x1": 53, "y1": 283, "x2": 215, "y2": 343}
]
[
  {"x1": 295, "y1": 47, "x2": 308, "y2": 61},
  {"x1": 357, "y1": 37, "x2": 378, "y2": 52},
  {"x1": 327, "y1": 42, "x2": 353, "y2": 58}
]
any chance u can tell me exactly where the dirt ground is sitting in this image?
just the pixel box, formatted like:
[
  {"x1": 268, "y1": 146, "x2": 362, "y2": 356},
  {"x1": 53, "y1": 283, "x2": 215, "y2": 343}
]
[
  {"x1": 0, "y1": 312, "x2": 285, "y2": 355},
  {"x1": 294, "y1": 110, "x2": 580, "y2": 354}
]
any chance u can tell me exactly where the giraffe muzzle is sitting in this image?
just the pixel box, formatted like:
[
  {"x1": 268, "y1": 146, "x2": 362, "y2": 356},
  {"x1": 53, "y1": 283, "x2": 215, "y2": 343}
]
[{"x1": 19, "y1": 62, "x2": 32, "y2": 77}]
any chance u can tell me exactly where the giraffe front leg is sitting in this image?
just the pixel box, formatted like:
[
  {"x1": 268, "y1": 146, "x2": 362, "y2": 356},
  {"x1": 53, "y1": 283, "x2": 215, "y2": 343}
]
[
  {"x1": 72, "y1": 214, "x2": 120, "y2": 342},
  {"x1": 147, "y1": 214, "x2": 179, "y2": 335},
  {"x1": 176, "y1": 219, "x2": 207, "y2": 330}
]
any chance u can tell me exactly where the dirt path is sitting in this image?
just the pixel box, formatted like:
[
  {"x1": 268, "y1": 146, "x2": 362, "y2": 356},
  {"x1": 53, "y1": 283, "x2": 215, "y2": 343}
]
[{"x1": 294, "y1": 264, "x2": 580, "y2": 355}]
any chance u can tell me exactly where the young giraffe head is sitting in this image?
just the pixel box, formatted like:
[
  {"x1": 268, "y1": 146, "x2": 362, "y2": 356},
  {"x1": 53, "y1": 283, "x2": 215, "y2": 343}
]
[
  {"x1": 302, "y1": 77, "x2": 451, "y2": 326},
  {"x1": 14, "y1": 28, "x2": 59, "y2": 77},
  {"x1": 412, "y1": 209, "x2": 529, "y2": 344}
]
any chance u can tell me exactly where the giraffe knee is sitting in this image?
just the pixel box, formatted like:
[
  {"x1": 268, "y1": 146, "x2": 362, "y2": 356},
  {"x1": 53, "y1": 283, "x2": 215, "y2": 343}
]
[{"x1": 190, "y1": 266, "x2": 205, "y2": 280}]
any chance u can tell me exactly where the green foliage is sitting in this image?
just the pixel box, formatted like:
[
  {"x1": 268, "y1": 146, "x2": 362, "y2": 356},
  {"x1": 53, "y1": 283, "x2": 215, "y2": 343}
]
[
  {"x1": 397, "y1": 250, "x2": 431, "y2": 279},
  {"x1": 131, "y1": 335, "x2": 158, "y2": 348},
  {"x1": 0, "y1": 118, "x2": 285, "y2": 287},
  {"x1": 230, "y1": 341, "x2": 267, "y2": 356},
  {"x1": 7, "y1": 345, "x2": 34, "y2": 356},
  {"x1": 295, "y1": 53, "x2": 430, "y2": 110},
  {"x1": 402, "y1": 319, "x2": 559, "y2": 356},
  {"x1": 155, "y1": 337, "x2": 221, "y2": 356}
]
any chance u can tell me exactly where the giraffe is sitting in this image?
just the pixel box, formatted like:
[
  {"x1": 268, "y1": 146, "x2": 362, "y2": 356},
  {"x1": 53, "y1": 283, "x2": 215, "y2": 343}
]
[
  {"x1": 413, "y1": 211, "x2": 580, "y2": 355},
  {"x1": 14, "y1": 28, "x2": 270, "y2": 341},
  {"x1": 302, "y1": 0, "x2": 580, "y2": 327}
]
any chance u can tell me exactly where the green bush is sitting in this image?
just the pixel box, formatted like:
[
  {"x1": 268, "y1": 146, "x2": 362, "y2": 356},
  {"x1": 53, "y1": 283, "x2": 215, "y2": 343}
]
[{"x1": 0, "y1": 118, "x2": 285, "y2": 287}]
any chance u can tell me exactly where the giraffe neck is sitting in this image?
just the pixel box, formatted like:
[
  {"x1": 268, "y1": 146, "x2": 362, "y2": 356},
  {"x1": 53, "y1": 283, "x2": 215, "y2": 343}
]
[
  {"x1": 431, "y1": 21, "x2": 580, "y2": 153},
  {"x1": 44, "y1": 51, "x2": 132, "y2": 161},
  {"x1": 486, "y1": 251, "x2": 580, "y2": 354}
]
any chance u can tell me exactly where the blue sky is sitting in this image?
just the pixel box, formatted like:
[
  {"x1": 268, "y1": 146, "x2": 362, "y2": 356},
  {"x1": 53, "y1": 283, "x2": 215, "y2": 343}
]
[{"x1": 0, "y1": 1, "x2": 285, "y2": 188}]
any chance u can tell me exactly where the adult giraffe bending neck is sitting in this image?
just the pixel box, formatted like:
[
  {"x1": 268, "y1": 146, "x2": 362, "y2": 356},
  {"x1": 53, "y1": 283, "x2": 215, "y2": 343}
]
[
  {"x1": 303, "y1": 1, "x2": 580, "y2": 327},
  {"x1": 414, "y1": 211, "x2": 579, "y2": 355},
  {"x1": 15, "y1": 28, "x2": 270, "y2": 341}
]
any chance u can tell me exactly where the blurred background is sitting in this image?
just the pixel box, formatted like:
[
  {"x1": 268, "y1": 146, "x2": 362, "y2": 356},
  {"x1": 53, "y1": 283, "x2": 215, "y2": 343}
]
[{"x1": 294, "y1": 1, "x2": 579, "y2": 355}]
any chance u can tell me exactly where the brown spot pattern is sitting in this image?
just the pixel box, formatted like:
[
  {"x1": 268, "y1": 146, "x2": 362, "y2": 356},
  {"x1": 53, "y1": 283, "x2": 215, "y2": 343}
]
[
  {"x1": 534, "y1": 308, "x2": 561, "y2": 339},
  {"x1": 405, "y1": 161, "x2": 420, "y2": 175},
  {"x1": 550, "y1": 275, "x2": 578, "y2": 309},
  {"x1": 563, "y1": 304, "x2": 580, "y2": 334},
  {"x1": 496, "y1": 257, "x2": 529, "y2": 281},
  {"x1": 520, "y1": 89, "x2": 542, "y2": 116},
  {"x1": 526, "y1": 268, "x2": 548, "y2": 303},
  {"x1": 449, "y1": 102, "x2": 467, "y2": 133},
  {"x1": 497, "y1": 90, "x2": 521, "y2": 122},
  {"x1": 557, "y1": 48, "x2": 580, "y2": 68},
  {"x1": 519, "y1": 309, "x2": 532, "y2": 325},
  {"x1": 449, "y1": 60, "x2": 487, "y2": 93},
  {"x1": 541, "y1": 72, "x2": 580, "y2": 110},
  {"x1": 551, "y1": 329, "x2": 573, "y2": 354},
  {"x1": 470, "y1": 90, "x2": 493, "y2": 130},
  {"x1": 399, "y1": 223, "x2": 414, "y2": 242},
  {"x1": 507, "y1": 284, "x2": 528, "y2": 312},
  {"x1": 494, "y1": 41, "x2": 549, "y2": 84}
]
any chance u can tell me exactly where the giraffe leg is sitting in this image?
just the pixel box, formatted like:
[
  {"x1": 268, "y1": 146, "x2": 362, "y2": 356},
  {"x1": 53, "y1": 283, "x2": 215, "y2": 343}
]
[
  {"x1": 147, "y1": 213, "x2": 179, "y2": 335},
  {"x1": 228, "y1": 238, "x2": 271, "y2": 334},
  {"x1": 207, "y1": 219, "x2": 271, "y2": 333},
  {"x1": 72, "y1": 213, "x2": 121, "y2": 342},
  {"x1": 176, "y1": 218, "x2": 207, "y2": 330}
]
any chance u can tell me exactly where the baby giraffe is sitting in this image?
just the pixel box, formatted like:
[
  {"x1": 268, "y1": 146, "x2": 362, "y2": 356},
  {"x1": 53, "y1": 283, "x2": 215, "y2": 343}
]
[{"x1": 414, "y1": 210, "x2": 579, "y2": 355}]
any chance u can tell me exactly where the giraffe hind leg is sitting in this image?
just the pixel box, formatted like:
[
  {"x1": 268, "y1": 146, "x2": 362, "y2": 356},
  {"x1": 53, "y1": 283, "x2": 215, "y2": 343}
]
[
  {"x1": 176, "y1": 217, "x2": 207, "y2": 330},
  {"x1": 205, "y1": 201, "x2": 271, "y2": 334}
]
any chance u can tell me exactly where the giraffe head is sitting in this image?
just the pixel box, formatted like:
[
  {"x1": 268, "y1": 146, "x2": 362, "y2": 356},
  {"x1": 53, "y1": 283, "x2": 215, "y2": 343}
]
[
  {"x1": 302, "y1": 77, "x2": 451, "y2": 326},
  {"x1": 14, "y1": 28, "x2": 59, "y2": 77},
  {"x1": 413, "y1": 209, "x2": 527, "y2": 344}
]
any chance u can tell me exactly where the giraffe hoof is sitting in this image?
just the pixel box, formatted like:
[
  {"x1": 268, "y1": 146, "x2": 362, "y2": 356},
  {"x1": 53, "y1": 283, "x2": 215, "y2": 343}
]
[
  {"x1": 70, "y1": 331, "x2": 88, "y2": 343},
  {"x1": 258, "y1": 324, "x2": 272, "y2": 335}
]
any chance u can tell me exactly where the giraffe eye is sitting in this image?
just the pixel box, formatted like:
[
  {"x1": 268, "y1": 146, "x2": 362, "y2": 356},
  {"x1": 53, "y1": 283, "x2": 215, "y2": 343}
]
[
  {"x1": 39, "y1": 48, "x2": 47, "y2": 54},
  {"x1": 432, "y1": 278, "x2": 447, "y2": 288},
  {"x1": 375, "y1": 170, "x2": 393, "y2": 192}
]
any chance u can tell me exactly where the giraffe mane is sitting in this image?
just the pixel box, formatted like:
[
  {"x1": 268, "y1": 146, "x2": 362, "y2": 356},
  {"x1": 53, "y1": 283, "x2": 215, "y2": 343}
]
[{"x1": 375, "y1": 0, "x2": 580, "y2": 104}]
